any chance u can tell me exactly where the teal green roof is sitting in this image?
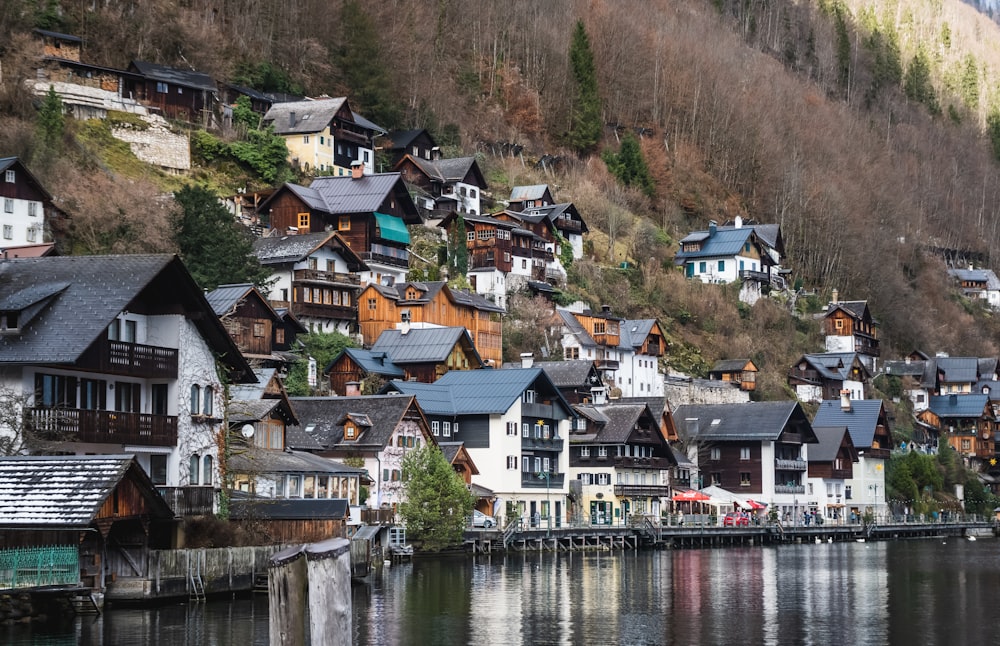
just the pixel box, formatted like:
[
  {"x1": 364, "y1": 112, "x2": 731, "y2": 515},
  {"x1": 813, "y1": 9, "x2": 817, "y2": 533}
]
[{"x1": 374, "y1": 212, "x2": 410, "y2": 244}]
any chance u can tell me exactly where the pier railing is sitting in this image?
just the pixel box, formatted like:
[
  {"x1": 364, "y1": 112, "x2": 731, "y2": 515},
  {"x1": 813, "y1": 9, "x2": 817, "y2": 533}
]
[{"x1": 0, "y1": 546, "x2": 79, "y2": 590}]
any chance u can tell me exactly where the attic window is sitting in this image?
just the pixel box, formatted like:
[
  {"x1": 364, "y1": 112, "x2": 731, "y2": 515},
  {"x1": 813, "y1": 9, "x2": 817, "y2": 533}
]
[
  {"x1": 4, "y1": 170, "x2": 13, "y2": 183},
  {"x1": 345, "y1": 422, "x2": 357, "y2": 439},
  {"x1": 0, "y1": 311, "x2": 19, "y2": 333}
]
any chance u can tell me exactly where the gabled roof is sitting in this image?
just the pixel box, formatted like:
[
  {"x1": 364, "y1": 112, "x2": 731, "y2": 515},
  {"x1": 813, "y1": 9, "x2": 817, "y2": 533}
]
[
  {"x1": 530, "y1": 360, "x2": 603, "y2": 388},
  {"x1": 0, "y1": 157, "x2": 53, "y2": 201},
  {"x1": 329, "y1": 347, "x2": 405, "y2": 378},
  {"x1": 129, "y1": 60, "x2": 216, "y2": 91},
  {"x1": 518, "y1": 203, "x2": 589, "y2": 233},
  {"x1": 826, "y1": 301, "x2": 871, "y2": 322},
  {"x1": 0, "y1": 455, "x2": 173, "y2": 528},
  {"x1": 370, "y1": 326, "x2": 483, "y2": 366},
  {"x1": 948, "y1": 268, "x2": 1000, "y2": 290},
  {"x1": 793, "y1": 352, "x2": 870, "y2": 381},
  {"x1": 308, "y1": 173, "x2": 418, "y2": 221},
  {"x1": 674, "y1": 227, "x2": 757, "y2": 261},
  {"x1": 438, "y1": 441, "x2": 481, "y2": 475},
  {"x1": 510, "y1": 185, "x2": 551, "y2": 202},
  {"x1": 710, "y1": 359, "x2": 755, "y2": 374},
  {"x1": 810, "y1": 426, "x2": 857, "y2": 463},
  {"x1": 287, "y1": 394, "x2": 427, "y2": 451},
  {"x1": 926, "y1": 394, "x2": 990, "y2": 418},
  {"x1": 206, "y1": 283, "x2": 282, "y2": 322},
  {"x1": 401, "y1": 155, "x2": 487, "y2": 189},
  {"x1": 717, "y1": 222, "x2": 783, "y2": 254},
  {"x1": 812, "y1": 399, "x2": 889, "y2": 450},
  {"x1": 674, "y1": 401, "x2": 816, "y2": 443},
  {"x1": 620, "y1": 319, "x2": 658, "y2": 349},
  {"x1": 557, "y1": 309, "x2": 597, "y2": 348},
  {"x1": 352, "y1": 111, "x2": 386, "y2": 135},
  {"x1": 371, "y1": 280, "x2": 505, "y2": 314},
  {"x1": 592, "y1": 403, "x2": 661, "y2": 445},
  {"x1": 0, "y1": 255, "x2": 254, "y2": 381},
  {"x1": 387, "y1": 368, "x2": 572, "y2": 417},
  {"x1": 251, "y1": 231, "x2": 367, "y2": 270},
  {"x1": 388, "y1": 129, "x2": 435, "y2": 150},
  {"x1": 227, "y1": 447, "x2": 366, "y2": 477},
  {"x1": 263, "y1": 97, "x2": 349, "y2": 135},
  {"x1": 935, "y1": 357, "x2": 980, "y2": 384}
]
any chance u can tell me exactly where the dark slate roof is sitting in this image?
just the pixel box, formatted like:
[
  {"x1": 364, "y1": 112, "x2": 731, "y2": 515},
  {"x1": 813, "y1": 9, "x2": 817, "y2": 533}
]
[
  {"x1": 252, "y1": 231, "x2": 367, "y2": 270},
  {"x1": 285, "y1": 183, "x2": 328, "y2": 212},
  {"x1": 935, "y1": 357, "x2": 980, "y2": 384},
  {"x1": 229, "y1": 496, "x2": 349, "y2": 521},
  {"x1": 557, "y1": 309, "x2": 597, "y2": 348},
  {"x1": 263, "y1": 98, "x2": 348, "y2": 135},
  {"x1": 621, "y1": 319, "x2": 656, "y2": 349},
  {"x1": 979, "y1": 358, "x2": 998, "y2": 379},
  {"x1": 230, "y1": 368, "x2": 278, "y2": 401},
  {"x1": 519, "y1": 203, "x2": 589, "y2": 233},
  {"x1": 975, "y1": 380, "x2": 1000, "y2": 400},
  {"x1": 351, "y1": 111, "x2": 385, "y2": 135},
  {"x1": 205, "y1": 283, "x2": 255, "y2": 316},
  {"x1": 811, "y1": 399, "x2": 887, "y2": 450},
  {"x1": 228, "y1": 447, "x2": 366, "y2": 476},
  {"x1": 130, "y1": 60, "x2": 217, "y2": 91},
  {"x1": 228, "y1": 398, "x2": 282, "y2": 423},
  {"x1": 810, "y1": 426, "x2": 854, "y2": 462},
  {"x1": 331, "y1": 347, "x2": 405, "y2": 378},
  {"x1": 673, "y1": 401, "x2": 811, "y2": 442},
  {"x1": 711, "y1": 359, "x2": 752, "y2": 373},
  {"x1": 674, "y1": 227, "x2": 755, "y2": 261},
  {"x1": 510, "y1": 185, "x2": 551, "y2": 202},
  {"x1": 383, "y1": 281, "x2": 505, "y2": 313},
  {"x1": 389, "y1": 129, "x2": 433, "y2": 149},
  {"x1": 927, "y1": 394, "x2": 990, "y2": 418},
  {"x1": 0, "y1": 255, "x2": 254, "y2": 380},
  {"x1": 287, "y1": 395, "x2": 421, "y2": 451},
  {"x1": 0, "y1": 455, "x2": 172, "y2": 527},
  {"x1": 671, "y1": 446, "x2": 695, "y2": 468},
  {"x1": 796, "y1": 353, "x2": 867, "y2": 381},
  {"x1": 531, "y1": 360, "x2": 602, "y2": 388},
  {"x1": 388, "y1": 368, "x2": 572, "y2": 417},
  {"x1": 309, "y1": 173, "x2": 408, "y2": 215},
  {"x1": 33, "y1": 29, "x2": 83, "y2": 43},
  {"x1": 883, "y1": 360, "x2": 926, "y2": 378},
  {"x1": 407, "y1": 156, "x2": 483, "y2": 185},
  {"x1": 592, "y1": 404, "x2": 648, "y2": 444},
  {"x1": 829, "y1": 301, "x2": 870, "y2": 321},
  {"x1": 370, "y1": 326, "x2": 481, "y2": 365}
]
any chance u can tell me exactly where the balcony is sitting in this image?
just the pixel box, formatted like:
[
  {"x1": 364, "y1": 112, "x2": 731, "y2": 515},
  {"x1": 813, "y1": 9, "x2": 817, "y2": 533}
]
[
  {"x1": 293, "y1": 268, "x2": 360, "y2": 287},
  {"x1": 360, "y1": 250, "x2": 409, "y2": 268},
  {"x1": 831, "y1": 469, "x2": 852, "y2": 480},
  {"x1": 77, "y1": 338, "x2": 178, "y2": 379},
  {"x1": 775, "y1": 458, "x2": 807, "y2": 470},
  {"x1": 594, "y1": 358, "x2": 620, "y2": 371},
  {"x1": 864, "y1": 448, "x2": 891, "y2": 460},
  {"x1": 774, "y1": 484, "x2": 806, "y2": 494},
  {"x1": 739, "y1": 269, "x2": 771, "y2": 284},
  {"x1": 26, "y1": 407, "x2": 178, "y2": 447},
  {"x1": 289, "y1": 301, "x2": 356, "y2": 321},
  {"x1": 613, "y1": 456, "x2": 672, "y2": 469},
  {"x1": 521, "y1": 436, "x2": 564, "y2": 451},
  {"x1": 554, "y1": 218, "x2": 582, "y2": 233},
  {"x1": 614, "y1": 484, "x2": 672, "y2": 498},
  {"x1": 159, "y1": 486, "x2": 216, "y2": 516},
  {"x1": 522, "y1": 401, "x2": 558, "y2": 419},
  {"x1": 521, "y1": 472, "x2": 565, "y2": 488}
]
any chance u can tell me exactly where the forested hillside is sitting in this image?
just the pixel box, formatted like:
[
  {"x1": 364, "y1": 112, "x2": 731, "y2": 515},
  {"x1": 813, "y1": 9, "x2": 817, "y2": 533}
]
[{"x1": 4, "y1": 0, "x2": 1000, "y2": 403}]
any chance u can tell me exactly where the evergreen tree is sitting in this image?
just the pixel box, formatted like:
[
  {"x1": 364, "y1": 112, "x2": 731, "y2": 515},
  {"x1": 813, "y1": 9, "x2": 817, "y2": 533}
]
[
  {"x1": 36, "y1": 85, "x2": 64, "y2": 152},
  {"x1": 172, "y1": 185, "x2": 272, "y2": 291},
  {"x1": 988, "y1": 108, "x2": 1000, "y2": 161},
  {"x1": 446, "y1": 214, "x2": 469, "y2": 278},
  {"x1": 904, "y1": 47, "x2": 940, "y2": 116},
  {"x1": 398, "y1": 444, "x2": 475, "y2": 552},
  {"x1": 602, "y1": 133, "x2": 655, "y2": 198},
  {"x1": 283, "y1": 331, "x2": 357, "y2": 396},
  {"x1": 338, "y1": 0, "x2": 401, "y2": 129},
  {"x1": 833, "y1": 5, "x2": 851, "y2": 90},
  {"x1": 567, "y1": 20, "x2": 602, "y2": 154},
  {"x1": 960, "y1": 54, "x2": 979, "y2": 111}
]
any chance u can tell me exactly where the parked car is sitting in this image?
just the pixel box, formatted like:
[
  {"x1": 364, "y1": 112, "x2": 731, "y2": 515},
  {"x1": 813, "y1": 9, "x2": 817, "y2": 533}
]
[
  {"x1": 471, "y1": 510, "x2": 496, "y2": 528},
  {"x1": 723, "y1": 512, "x2": 750, "y2": 527}
]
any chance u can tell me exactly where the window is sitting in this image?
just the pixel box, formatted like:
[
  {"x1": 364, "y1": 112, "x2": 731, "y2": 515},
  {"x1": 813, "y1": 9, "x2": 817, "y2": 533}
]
[
  {"x1": 3, "y1": 199, "x2": 12, "y2": 213},
  {"x1": 149, "y1": 455, "x2": 167, "y2": 486},
  {"x1": 566, "y1": 347, "x2": 579, "y2": 359},
  {"x1": 507, "y1": 456, "x2": 518, "y2": 469},
  {"x1": 506, "y1": 421, "x2": 517, "y2": 436},
  {"x1": 579, "y1": 473, "x2": 593, "y2": 485},
  {"x1": 288, "y1": 476, "x2": 301, "y2": 497},
  {"x1": 177, "y1": 87, "x2": 183, "y2": 94},
  {"x1": 699, "y1": 261, "x2": 707, "y2": 273},
  {"x1": 156, "y1": 82, "x2": 168, "y2": 93},
  {"x1": 431, "y1": 421, "x2": 440, "y2": 436},
  {"x1": 383, "y1": 468, "x2": 389, "y2": 482},
  {"x1": 26, "y1": 227, "x2": 37, "y2": 243},
  {"x1": 253, "y1": 321, "x2": 265, "y2": 337},
  {"x1": 470, "y1": 189, "x2": 477, "y2": 199},
  {"x1": 190, "y1": 455, "x2": 201, "y2": 485},
  {"x1": 442, "y1": 421, "x2": 451, "y2": 437},
  {"x1": 203, "y1": 453, "x2": 214, "y2": 484},
  {"x1": 740, "y1": 472, "x2": 751, "y2": 487},
  {"x1": 4, "y1": 170, "x2": 14, "y2": 183},
  {"x1": 3, "y1": 225, "x2": 12, "y2": 239},
  {"x1": 580, "y1": 446, "x2": 591, "y2": 457},
  {"x1": 845, "y1": 485, "x2": 852, "y2": 500},
  {"x1": 740, "y1": 447, "x2": 751, "y2": 460},
  {"x1": 190, "y1": 384, "x2": 200, "y2": 413},
  {"x1": 523, "y1": 390, "x2": 536, "y2": 404},
  {"x1": 275, "y1": 328, "x2": 285, "y2": 345},
  {"x1": 115, "y1": 382, "x2": 141, "y2": 413},
  {"x1": 320, "y1": 136, "x2": 325, "y2": 146},
  {"x1": 339, "y1": 216, "x2": 350, "y2": 231},
  {"x1": 533, "y1": 423, "x2": 542, "y2": 438},
  {"x1": 522, "y1": 423, "x2": 529, "y2": 437},
  {"x1": 203, "y1": 385, "x2": 213, "y2": 416},
  {"x1": 593, "y1": 321, "x2": 606, "y2": 335},
  {"x1": 711, "y1": 472, "x2": 721, "y2": 486},
  {"x1": 835, "y1": 319, "x2": 844, "y2": 330},
  {"x1": 453, "y1": 422, "x2": 459, "y2": 435},
  {"x1": 710, "y1": 447, "x2": 721, "y2": 461},
  {"x1": 81, "y1": 379, "x2": 107, "y2": 410},
  {"x1": 597, "y1": 446, "x2": 608, "y2": 458},
  {"x1": 597, "y1": 473, "x2": 611, "y2": 485},
  {"x1": 28, "y1": 202, "x2": 38, "y2": 217},
  {"x1": 298, "y1": 213, "x2": 310, "y2": 230},
  {"x1": 35, "y1": 373, "x2": 77, "y2": 408},
  {"x1": 303, "y1": 135, "x2": 310, "y2": 144},
  {"x1": 345, "y1": 422, "x2": 357, "y2": 439},
  {"x1": 467, "y1": 231, "x2": 475, "y2": 241}
]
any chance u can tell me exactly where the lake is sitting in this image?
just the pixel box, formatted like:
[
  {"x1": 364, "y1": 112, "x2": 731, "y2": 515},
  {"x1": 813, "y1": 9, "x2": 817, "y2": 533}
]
[{"x1": 3, "y1": 537, "x2": 998, "y2": 645}]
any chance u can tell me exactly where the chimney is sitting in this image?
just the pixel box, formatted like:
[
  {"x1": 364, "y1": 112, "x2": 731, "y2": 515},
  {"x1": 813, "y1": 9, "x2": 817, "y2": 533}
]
[
  {"x1": 591, "y1": 386, "x2": 607, "y2": 406},
  {"x1": 351, "y1": 160, "x2": 364, "y2": 179},
  {"x1": 601, "y1": 304, "x2": 611, "y2": 315},
  {"x1": 949, "y1": 394, "x2": 958, "y2": 405},
  {"x1": 520, "y1": 352, "x2": 534, "y2": 369},
  {"x1": 345, "y1": 381, "x2": 360, "y2": 396},
  {"x1": 289, "y1": 111, "x2": 296, "y2": 128},
  {"x1": 734, "y1": 215, "x2": 743, "y2": 229},
  {"x1": 840, "y1": 389, "x2": 852, "y2": 412},
  {"x1": 708, "y1": 220, "x2": 717, "y2": 236},
  {"x1": 831, "y1": 289, "x2": 839, "y2": 305}
]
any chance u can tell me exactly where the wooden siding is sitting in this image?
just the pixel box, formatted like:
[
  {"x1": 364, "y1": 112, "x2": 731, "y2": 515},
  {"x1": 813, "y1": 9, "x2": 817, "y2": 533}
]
[
  {"x1": 266, "y1": 191, "x2": 320, "y2": 233},
  {"x1": 698, "y1": 443, "x2": 763, "y2": 495},
  {"x1": 236, "y1": 518, "x2": 346, "y2": 545},
  {"x1": 328, "y1": 354, "x2": 363, "y2": 396}
]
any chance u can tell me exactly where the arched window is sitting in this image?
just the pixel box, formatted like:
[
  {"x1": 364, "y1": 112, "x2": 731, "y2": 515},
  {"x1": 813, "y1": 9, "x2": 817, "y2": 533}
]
[
  {"x1": 203, "y1": 455, "x2": 214, "y2": 486},
  {"x1": 203, "y1": 385, "x2": 213, "y2": 416},
  {"x1": 189, "y1": 454, "x2": 200, "y2": 485},
  {"x1": 190, "y1": 385, "x2": 201, "y2": 414}
]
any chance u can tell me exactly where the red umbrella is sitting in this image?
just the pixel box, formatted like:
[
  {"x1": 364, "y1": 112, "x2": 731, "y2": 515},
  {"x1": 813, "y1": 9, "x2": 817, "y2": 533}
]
[
  {"x1": 747, "y1": 500, "x2": 767, "y2": 510},
  {"x1": 672, "y1": 489, "x2": 712, "y2": 502}
]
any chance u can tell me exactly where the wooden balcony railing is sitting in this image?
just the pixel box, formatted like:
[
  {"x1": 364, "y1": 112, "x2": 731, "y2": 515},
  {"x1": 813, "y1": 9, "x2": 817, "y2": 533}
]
[
  {"x1": 158, "y1": 486, "x2": 216, "y2": 516},
  {"x1": 612, "y1": 456, "x2": 672, "y2": 470},
  {"x1": 26, "y1": 407, "x2": 178, "y2": 447},
  {"x1": 77, "y1": 338, "x2": 178, "y2": 379},
  {"x1": 614, "y1": 484, "x2": 672, "y2": 498},
  {"x1": 775, "y1": 458, "x2": 808, "y2": 470},
  {"x1": 293, "y1": 268, "x2": 360, "y2": 287}
]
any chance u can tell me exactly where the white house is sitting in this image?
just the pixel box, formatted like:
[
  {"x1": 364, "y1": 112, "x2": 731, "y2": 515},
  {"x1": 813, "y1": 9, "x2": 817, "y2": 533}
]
[{"x1": 0, "y1": 157, "x2": 59, "y2": 255}]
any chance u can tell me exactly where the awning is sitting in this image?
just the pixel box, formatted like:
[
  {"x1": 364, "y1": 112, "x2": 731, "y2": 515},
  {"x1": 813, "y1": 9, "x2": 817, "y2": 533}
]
[
  {"x1": 374, "y1": 212, "x2": 410, "y2": 244},
  {"x1": 672, "y1": 490, "x2": 711, "y2": 502},
  {"x1": 747, "y1": 500, "x2": 767, "y2": 510}
]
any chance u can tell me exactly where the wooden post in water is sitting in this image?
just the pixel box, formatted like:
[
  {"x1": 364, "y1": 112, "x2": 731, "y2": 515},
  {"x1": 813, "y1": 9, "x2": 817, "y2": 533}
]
[{"x1": 269, "y1": 538, "x2": 352, "y2": 645}]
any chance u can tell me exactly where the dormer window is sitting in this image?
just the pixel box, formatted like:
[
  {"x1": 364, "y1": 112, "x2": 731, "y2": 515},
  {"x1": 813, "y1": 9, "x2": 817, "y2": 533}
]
[
  {"x1": 345, "y1": 422, "x2": 357, "y2": 440},
  {"x1": 1, "y1": 311, "x2": 19, "y2": 333}
]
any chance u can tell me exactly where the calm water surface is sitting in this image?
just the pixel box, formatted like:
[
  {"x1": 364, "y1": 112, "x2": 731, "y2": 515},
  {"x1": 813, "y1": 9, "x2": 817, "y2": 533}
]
[{"x1": 4, "y1": 537, "x2": 999, "y2": 645}]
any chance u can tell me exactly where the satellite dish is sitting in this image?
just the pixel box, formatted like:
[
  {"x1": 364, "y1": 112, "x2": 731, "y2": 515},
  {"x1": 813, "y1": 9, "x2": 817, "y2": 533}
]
[{"x1": 241, "y1": 424, "x2": 255, "y2": 439}]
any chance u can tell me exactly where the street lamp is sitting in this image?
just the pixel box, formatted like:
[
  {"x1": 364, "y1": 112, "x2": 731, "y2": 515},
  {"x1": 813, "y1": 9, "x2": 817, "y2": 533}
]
[{"x1": 537, "y1": 470, "x2": 551, "y2": 536}]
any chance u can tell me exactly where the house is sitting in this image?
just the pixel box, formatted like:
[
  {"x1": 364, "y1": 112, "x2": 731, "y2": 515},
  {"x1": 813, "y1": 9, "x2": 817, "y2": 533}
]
[
  {"x1": 673, "y1": 401, "x2": 819, "y2": 521},
  {"x1": 518, "y1": 359, "x2": 605, "y2": 405},
  {"x1": 568, "y1": 401, "x2": 677, "y2": 524},
  {"x1": 252, "y1": 231, "x2": 369, "y2": 334},
  {"x1": 256, "y1": 170, "x2": 420, "y2": 288},
  {"x1": 394, "y1": 154, "x2": 488, "y2": 218},
  {"x1": 206, "y1": 283, "x2": 288, "y2": 368},
  {"x1": 820, "y1": 292, "x2": 880, "y2": 371},
  {"x1": 518, "y1": 202, "x2": 589, "y2": 261},
  {"x1": 286, "y1": 394, "x2": 435, "y2": 515},
  {"x1": 916, "y1": 394, "x2": 995, "y2": 469},
  {"x1": 262, "y1": 97, "x2": 380, "y2": 175},
  {"x1": 708, "y1": 359, "x2": 758, "y2": 392},
  {"x1": 883, "y1": 355, "x2": 934, "y2": 412},
  {"x1": 557, "y1": 306, "x2": 665, "y2": 397},
  {"x1": 806, "y1": 426, "x2": 858, "y2": 522},
  {"x1": 787, "y1": 353, "x2": 870, "y2": 403},
  {"x1": 494, "y1": 209, "x2": 566, "y2": 286},
  {"x1": 948, "y1": 266, "x2": 1000, "y2": 310},
  {"x1": 385, "y1": 368, "x2": 574, "y2": 529},
  {"x1": 273, "y1": 307, "x2": 308, "y2": 358},
  {"x1": 123, "y1": 60, "x2": 218, "y2": 124},
  {"x1": 222, "y1": 84, "x2": 302, "y2": 117},
  {"x1": 438, "y1": 212, "x2": 518, "y2": 306},
  {"x1": 811, "y1": 394, "x2": 894, "y2": 520},
  {"x1": 357, "y1": 280, "x2": 505, "y2": 366},
  {"x1": 325, "y1": 348, "x2": 405, "y2": 396},
  {"x1": 508, "y1": 184, "x2": 556, "y2": 211},
  {"x1": 673, "y1": 218, "x2": 783, "y2": 304},
  {"x1": 0, "y1": 157, "x2": 62, "y2": 254},
  {"x1": 385, "y1": 129, "x2": 439, "y2": 167},
  {"x1": 0, "y1": 254, "x2": 255, "y2": 517},
  {"x1": 0, "y1": 454, "x2": 175, "y2": 601}
]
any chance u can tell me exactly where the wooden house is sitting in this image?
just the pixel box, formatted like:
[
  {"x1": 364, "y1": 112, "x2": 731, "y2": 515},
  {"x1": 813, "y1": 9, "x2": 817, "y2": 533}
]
[
  {"x1": 821, "y1": 292, "x2": 880, "y2": 370},
  {"x1": 206, "y1": 283, "x2": 287, "y2": 367},
  {"x1": 386, "y1": 129, "x2": 439, "y2": 167},
  {"x1": 256, "y1": 171, "x2": 419, "y2": 288},
  {"x1": 438, "y1": 212, "x2": 517, "y2": 307},
  {"x1": 708, "y1": 359, "x2": 759, "y2": 392},
  {"x1": 326, "y1": 348, "x2": 405, "y2": 397},
  {"x1": 123, "y1": 60, "x2": 218, "y2": 124},
  {"x1": 0, "y1": 455, "x2": 175, "y2": 600},
  {"x1": 509, "y1": 184, "x2": 556, "y2": 210},
  {"x1": 787, "y1": 353, "x2": 869, "y2": 403},
  {"x1": 806, "y1": 426, "x2": 858, "y2": 519},
  {"x1": 357, "y1": 281, "x2": 505, "y2": 366},
  {"x1": 916, "y1": 394, "x2": 996, "y2": 467},
  {"x1": 525, "y1": 359, "x2": 606, "y2": 405},
  {"x1": 394, "y1": 154, "x2": 488, "y2": 217}
]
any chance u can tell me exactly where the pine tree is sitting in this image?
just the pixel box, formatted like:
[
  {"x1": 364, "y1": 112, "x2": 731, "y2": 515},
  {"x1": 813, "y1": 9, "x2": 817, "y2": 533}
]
[
  {"x1": 447, "y1": 214, "x2": 469, "y2": 278},
  {"x1": 36, "y1": 85, "x2": 64, "y2": 151},
  {"x1": 904, "y1": 47, "x2": 940, "y2": 116},
  {"x1": 567, "y1": 20, "x2": 602, "y2": 155},
  {"x1": 172, "y1": 185, "x2": 272, "y2": 291},
  {"x1": 338, "y1": 0, "x2": 401, "y2": 129},
  {"x1": 602, "y1": 133, "x2": 655, "y2": 198}
]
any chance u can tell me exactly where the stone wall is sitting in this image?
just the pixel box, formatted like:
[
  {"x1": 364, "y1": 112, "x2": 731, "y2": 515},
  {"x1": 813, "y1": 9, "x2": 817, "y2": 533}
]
[
  {"x1": 664, "y1": 375, "x2": 750, "y2": 407},
  {"x1": 112, "y1": 114, "x2": 190, "y2": 172}
]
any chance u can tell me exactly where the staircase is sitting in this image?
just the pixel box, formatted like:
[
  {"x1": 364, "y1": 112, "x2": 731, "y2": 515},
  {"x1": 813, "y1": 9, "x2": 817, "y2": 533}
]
[{"x1": 188, "y1": 551, "x2": 206, "y2": 602}]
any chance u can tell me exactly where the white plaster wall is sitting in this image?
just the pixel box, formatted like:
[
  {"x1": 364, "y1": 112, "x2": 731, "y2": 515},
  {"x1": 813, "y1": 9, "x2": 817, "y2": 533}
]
[{"x1": 175, "y1": 316, "x2": 223, "y2": 489}]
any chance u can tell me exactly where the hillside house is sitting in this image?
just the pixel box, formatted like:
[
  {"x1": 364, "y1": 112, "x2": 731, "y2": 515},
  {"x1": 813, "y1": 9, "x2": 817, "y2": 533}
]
[
  {"x1": 385, "y1": 129, "x2": 439, "y2": 168},
  {"x1": 806, "y1": 426, "x2": 859, "y2": 522},
  {"x1": 438, "y1": 213, "x2": 517, "y2": 307},
  {"x1": 252, "y1": 231, "x2": 368, "y2": 334},
  {"x1": 386, "y1": 368, "x2": 573, "y2": 529},
  {"x1": 787, "y1": 352, "x2": 870, "y2": 403},
  {"x1": 262, "y1": 97, "x2": 380, "y2": 175},
  {"x1": 394, "y1": 155, "x2": 488, "y2": 218},
  {"x1": 357, "y1": 280, "x2": 505, "y2": 366},
  {"x1": 519, "y1": 359, "x2": 606, "y2": 405},
  {"x1": 0, "y1": 254, "x2": 255, "y2": 517},
  {"x1": 811, "y1": 395, "x2": 893, "y2": 519},
  {"x1": 256, "y1": 170, "x2": 419, "y2": 288},
  {"x1": 205, "y1": 284, "x2": 287, "y2": 369},
  {"x1": 948, "y1": 266, "x2": 1000, "y2": 310},
  {"x1": 494, "y1": 209, "x2": 566, "y2": 286},
  {"x1": 820, "y1": 293, "x2": 880, "y2": 371},
  {"x1": 916, "y1": 394, "x2": 995, "y2": 469},
  {"x1": 123, "y1": 60, "x2": 217, "y2": 125},
  {"x1": 0, "y1": 157, "x2": 62, "y2": 254},
  {"x1": 707, "y1": 359, "x2": 758, "y2": 392}
]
